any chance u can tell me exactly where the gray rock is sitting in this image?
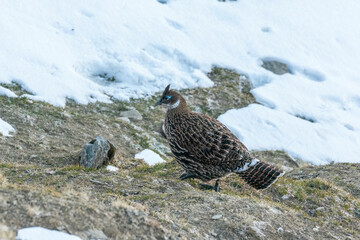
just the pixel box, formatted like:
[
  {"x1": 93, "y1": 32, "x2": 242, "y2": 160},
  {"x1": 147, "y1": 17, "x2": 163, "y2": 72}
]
[
  {"x1": 120, "y1": 110, "x2": 143, "y2": 121},
  {"x1": 84, "y1": 229, "x2": 108, "y2": 240},
  {"x1": 80, "y1": 136, "x2": 116, "y2": 168},
  {"x1": 261, "y1": 60, "x2": 291, "y2": 75}
]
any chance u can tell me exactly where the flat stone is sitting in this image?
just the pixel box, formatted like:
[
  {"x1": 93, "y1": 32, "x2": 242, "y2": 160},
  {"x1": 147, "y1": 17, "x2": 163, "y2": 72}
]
[{"x1": 120, "y1": 110, "x2": 143, "y2": 121}]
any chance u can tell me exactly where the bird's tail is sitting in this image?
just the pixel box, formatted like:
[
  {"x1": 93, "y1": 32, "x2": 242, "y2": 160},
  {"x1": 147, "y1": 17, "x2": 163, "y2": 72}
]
[{"x1": 235, "y1": 160, "x2": 284, "y2": 189}]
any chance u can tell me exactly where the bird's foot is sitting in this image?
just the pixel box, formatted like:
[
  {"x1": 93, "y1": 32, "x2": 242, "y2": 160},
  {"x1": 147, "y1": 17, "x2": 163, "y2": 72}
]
[
  {"x1": 199, "y1": 180, "x2": 220, "y2": 192},
  {"x1": 179, "y1": 172, "x2": 196, "y2": 180}
]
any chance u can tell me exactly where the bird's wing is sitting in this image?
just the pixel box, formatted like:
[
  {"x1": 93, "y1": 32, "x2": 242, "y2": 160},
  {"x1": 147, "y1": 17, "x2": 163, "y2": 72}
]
[{"x1": 169, "y1": 113, "x2": 251, "y2": 169}]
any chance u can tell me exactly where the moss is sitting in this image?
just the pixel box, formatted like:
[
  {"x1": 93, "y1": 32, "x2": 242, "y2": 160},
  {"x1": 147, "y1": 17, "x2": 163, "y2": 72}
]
[
  {"x1": 276, "y1": 186, "x2": 288, "y2": 196},
  {"x1": 133, "y1": 162, "x2": 168, "y2": 176},
  {"x1": 0, "y1": 163, "x2": 12, "y2": 168},
  {"x1": 0, "y1": 82, "x2": 33, "y2": 95},
  {"x1": 295, "y1": 189, "x2": 306, "y2": 202},
  {"x1": 131, "y1": 194, "x2": 166, "y2": 202},
  {"x1": 59, "y1": 165, "x2": 84, "y2": 172},
  {"x1": 138, "y1": 136, "x2": 150, "y2": 149},
  {"x1": 306, "y1": 179, "x2": 330, "y2": 190}
]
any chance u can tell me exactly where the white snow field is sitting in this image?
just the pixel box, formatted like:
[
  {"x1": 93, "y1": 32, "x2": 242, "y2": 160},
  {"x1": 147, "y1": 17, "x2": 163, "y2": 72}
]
[
  {"x1": 0, "y1": 0, "x2": 359, "y2": 164},
  {"x1": 17, "y1": 227, "x2": 81, "y2": 240}
]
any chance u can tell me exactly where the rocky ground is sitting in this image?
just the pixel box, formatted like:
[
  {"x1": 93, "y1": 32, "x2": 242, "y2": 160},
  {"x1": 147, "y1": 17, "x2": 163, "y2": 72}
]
[{"x1": 0, "y1": 67, "x2": 359, "y2": 240}]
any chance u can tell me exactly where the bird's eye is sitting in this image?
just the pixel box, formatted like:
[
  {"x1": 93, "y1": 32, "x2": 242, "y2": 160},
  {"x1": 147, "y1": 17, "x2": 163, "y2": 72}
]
[{"x1": 165, "y1": 95, "x2": 171, "y2": 100}]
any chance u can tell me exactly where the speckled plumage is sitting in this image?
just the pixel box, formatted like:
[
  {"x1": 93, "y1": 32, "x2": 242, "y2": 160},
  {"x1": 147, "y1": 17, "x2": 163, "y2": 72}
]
[
  {"x1": 165, "y1": 106, "x2": 252, "y2": 181},
  {"x1": 156, "y1": 85, "x2": 283, "y2": 189}
]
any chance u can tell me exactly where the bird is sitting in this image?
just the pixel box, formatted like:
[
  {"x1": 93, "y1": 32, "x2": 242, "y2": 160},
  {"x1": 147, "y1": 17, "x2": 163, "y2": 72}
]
[{"x1": 155, "y1": 84, "x2": 284, "y2": 191}]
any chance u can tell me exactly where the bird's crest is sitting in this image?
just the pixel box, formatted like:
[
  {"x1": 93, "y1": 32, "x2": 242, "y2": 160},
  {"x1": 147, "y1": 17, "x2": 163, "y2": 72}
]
[{"x1": 162, "y1": 84, "x2": 171, "y2": 97}]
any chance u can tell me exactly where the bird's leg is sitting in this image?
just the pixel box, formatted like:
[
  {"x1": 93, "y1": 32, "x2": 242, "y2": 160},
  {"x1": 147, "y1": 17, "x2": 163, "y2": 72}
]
[
  {"x1": 179, "y1": 172, "x2": 196, "y2": 180},
  {"x1": 199, "y1": 179, "x2": 220, "y2": 192}
]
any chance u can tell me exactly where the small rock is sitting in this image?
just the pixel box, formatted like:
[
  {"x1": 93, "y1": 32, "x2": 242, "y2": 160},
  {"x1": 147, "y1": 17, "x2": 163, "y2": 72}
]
[
  {"x1": 354, "y1": 208, "x2": 360, "y2": 218},
  {"x1": 119, "y1": 117, "x2": 130, "y2": 123},
  {"x1": 316, "y1": 207, "x2": 325, "y2": 212},
  {"x1": 277, "y1": 227, "x2": 284, "y2": 233},
  {"x1": 261, "y1": 60, "x2": 291, "y2": 75},
  {"x1": 61, "y1": 111, "x2": 72, "y2": 118},
  {"x1": 45, "y1": 169, "x2": 56, "y2": 175},
  {"x1": 211, "y1": 214, "x2": 222, "y2": 220},
  {"x1": 120, "y1": 110, "x2": 142, "y2": 121},
  {"x1": 209, "y1": 230, "x2": 217, "y2": 237},
  {"x1": 85, "y1": 229, "x2": 108, "y2": 240},
  {"x1": 80, "y1": 136, "x2": 116, "y2": 169},
  {"x1": 281, "y1": 195, "x2": 290, "y2": 200},
  {"x1": 281, "y1": 166, "x2": 293, "y2": 172}
]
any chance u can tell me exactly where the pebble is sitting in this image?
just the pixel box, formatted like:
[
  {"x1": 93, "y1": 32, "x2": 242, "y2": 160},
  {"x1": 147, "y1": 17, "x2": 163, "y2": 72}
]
[
  {"x1": 211, "y1": 214, "x2": 222, "y2": 220},
  {"x1": 45, "y1": 169, "x2": 56, "y2": 175},
  {"x1": 281, "y1": 195, "x2": 290, "y2": 200},
  {"x1": 313, "y1": 226, "x2": 320, "y2": 232},
  {"x1": 119, "y1": 117, "x2": 130, "y2": 123},
  {"x1": 316, "y1": 207, "x2": 325, "y2": 211}
]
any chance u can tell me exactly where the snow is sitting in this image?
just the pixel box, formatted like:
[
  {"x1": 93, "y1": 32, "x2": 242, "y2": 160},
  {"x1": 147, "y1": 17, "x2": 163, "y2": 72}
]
[
  {"x1": 0, "y1": 118, "x2": 15, "y2": 137},
  {"x1": 218, "y1": 104, "x2": 360, "y2": 164},
  {"x1": 135, "y1": 149, "x2": 165, "y2": 166},
  {"x1": 17, "y1": 227, "x2": 81, "y2": 240},
  {"x1": 106, "y1": 165, "x2": 119, "y2": 172},
  {"x1": 0, "y1": 86, "x2": 17, "y2": 98},
  {"x1": 0, "y1": 0, "x2": 359, "y2": 164}
]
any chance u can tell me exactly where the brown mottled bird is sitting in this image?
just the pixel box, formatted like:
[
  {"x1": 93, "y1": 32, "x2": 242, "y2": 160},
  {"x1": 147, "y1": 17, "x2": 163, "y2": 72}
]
[{"x1": 155, "y1": 85, "x2": 284, "y2": 191}]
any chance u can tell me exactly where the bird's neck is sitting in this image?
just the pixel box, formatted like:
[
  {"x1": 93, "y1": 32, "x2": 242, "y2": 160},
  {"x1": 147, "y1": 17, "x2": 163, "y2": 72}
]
[{"x1": 167, "y1": 96, "x2": 190, "y2": 114}]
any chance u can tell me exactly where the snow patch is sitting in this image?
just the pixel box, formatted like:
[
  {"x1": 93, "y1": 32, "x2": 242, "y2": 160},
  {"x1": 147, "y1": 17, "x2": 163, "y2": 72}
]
[
  {"x1": 0, "y1": 86, "x2": 17, "y2": 97},
  {"x1": 17, "y1": 227, "x2": 81, "y2": 240},
  {"x1": 106, "y1": 165, "x2": 119, "y2": 172},
  {"x1": 218, "y1": 104, "x2": 360, "y2": 165},
  {"x1": 0, "y1": 118, "x2": 15, "y2": 137},
  {"x1": 135, "y1": 149, "x2": 165, "y2": 166}
]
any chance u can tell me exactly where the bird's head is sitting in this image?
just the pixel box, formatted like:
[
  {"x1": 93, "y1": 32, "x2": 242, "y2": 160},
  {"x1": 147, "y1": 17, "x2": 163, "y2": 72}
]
[{"x1": 155, "y1": 84, "x2": 182, "y2": 110}]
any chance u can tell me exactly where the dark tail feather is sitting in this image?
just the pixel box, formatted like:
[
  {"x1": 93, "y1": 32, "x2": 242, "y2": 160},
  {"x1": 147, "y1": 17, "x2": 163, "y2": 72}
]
[{"x1": 236, "y1": 161, "x2": 284, "y2": 189}]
